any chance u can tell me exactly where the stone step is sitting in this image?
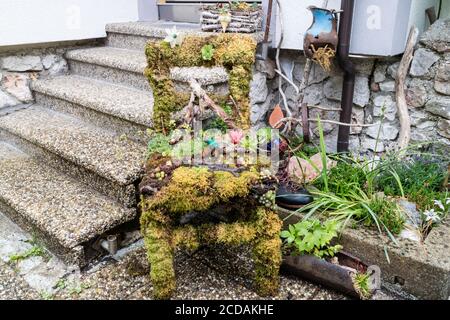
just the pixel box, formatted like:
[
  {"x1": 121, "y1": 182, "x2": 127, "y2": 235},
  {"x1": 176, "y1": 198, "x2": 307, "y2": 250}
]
[
  {"x1": 105, "y1": 21, "x2": 265, "y2": 51},
  {"x1": 170, "y1": 66, "x2": 230, "y2": 95},
  {"x1": 66, "y1": 46, "x2": 232, "y2": 95},
  {"x1": 32, "y1": 75, "x2": 153, "y2": 143},
  {"x1": 65, "y1": 47, "x2": 149, "y2": 90},
  {"x1": 106, "y1": 21, "x2": 208, "y2": 51},
  {"x1": 0, "y1": 106, "x2": 147, "y2": 207},
  {"x1": 0, "y1": 141, "x2": 136, "y2": 266}
]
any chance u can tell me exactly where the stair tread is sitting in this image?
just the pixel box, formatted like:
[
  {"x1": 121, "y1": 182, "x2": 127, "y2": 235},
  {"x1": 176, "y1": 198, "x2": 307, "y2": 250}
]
[
  {"x1": 66, "y1": 47, "x2": 147, "y2": 74},
  {"x1": 0, "y1": 106, "x2": 146, "y2": 185},
  {"x1": 32, "y1": 75, "x2": 153, "y2": 127},
  {"x1": 105, "y1": 21, "x2": 265, "y2": 43},
  {"x1": 0, "y1": 141, "x2": 135, "y2": 249},
  {"x1": 171, "y1": 66, "x2": 228, "y2": 85},
  {"x1": 106, "y1": 21, "x2": 204, "y2": 38}
]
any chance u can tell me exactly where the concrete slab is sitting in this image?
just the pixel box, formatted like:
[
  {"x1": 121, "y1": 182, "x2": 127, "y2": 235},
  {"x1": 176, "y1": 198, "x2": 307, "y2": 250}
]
[{"x1": 279, "y1": 208, "x2": 450, "y2": 300}]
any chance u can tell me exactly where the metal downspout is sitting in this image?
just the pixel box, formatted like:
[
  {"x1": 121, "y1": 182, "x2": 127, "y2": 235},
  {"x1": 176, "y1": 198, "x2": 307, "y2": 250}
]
[{"x1": 336, "y1": 0, "x2": 356, "y2": 153}]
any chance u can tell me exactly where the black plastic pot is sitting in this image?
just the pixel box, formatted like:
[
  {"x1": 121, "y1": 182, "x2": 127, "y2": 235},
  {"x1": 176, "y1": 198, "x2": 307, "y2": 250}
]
[{"x1": 282, "y1": 251, "x2": 380, "y2": 299}]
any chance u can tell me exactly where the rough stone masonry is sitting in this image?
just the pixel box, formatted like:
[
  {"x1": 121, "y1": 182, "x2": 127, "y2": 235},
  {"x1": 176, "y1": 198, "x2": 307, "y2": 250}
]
[
  {"x1": 0, "y1": 47, "x2": 69, "y2": 110},
  {"x1": 250, "y1": 19, "x2": 450, "y2": 154}
]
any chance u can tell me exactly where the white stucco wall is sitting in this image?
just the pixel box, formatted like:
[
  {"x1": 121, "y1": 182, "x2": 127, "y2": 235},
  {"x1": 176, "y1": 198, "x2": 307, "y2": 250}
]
[
  {"x1": 0, "y1": 0, "x2": 141, "y2": 47},
  {"x1": 268, "y1": 0, "x2": 439, "y2": 56}
]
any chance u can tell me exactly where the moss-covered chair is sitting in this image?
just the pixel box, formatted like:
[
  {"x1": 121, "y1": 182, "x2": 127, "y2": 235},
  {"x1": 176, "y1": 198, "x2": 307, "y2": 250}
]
[
  {"x1": 140, "y1": 163, "x2": 281, "y2": 299},
  {"x1": 140, "y1": 33, "x2": 282, "y2": 299}
]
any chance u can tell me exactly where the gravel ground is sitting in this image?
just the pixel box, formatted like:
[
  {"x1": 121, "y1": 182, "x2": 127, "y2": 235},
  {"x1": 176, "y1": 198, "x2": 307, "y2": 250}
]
[
  {"x1": 52, "y1": 247, "x2": 349, "y2": 301},
  {"x1": 0, "y1": 210, "x2": 395, "y2": 301},
  {"x1": 0, "y1": 261, "x2": 40, "y2": 300},
  {"x1": 0, "y1": 244, "x2": 397, "y2": 300}
]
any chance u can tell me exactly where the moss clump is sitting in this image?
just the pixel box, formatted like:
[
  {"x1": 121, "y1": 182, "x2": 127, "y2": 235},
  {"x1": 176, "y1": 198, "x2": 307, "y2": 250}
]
[
  {"x1": 140, "y1": 167, "x2": 282, "y2": 299},
  {"x1": 141, "y1": 167, "x2": 260, "y2": 222},
  {"x1": 213, "y1": 34, "x2": 256, "y2": 67},
  {"x1": 145, "y1": 34, "x2": 257, "y2": 132},
  {"x1": 144, "y1": 69, "x2": 191, "y2": 131}
]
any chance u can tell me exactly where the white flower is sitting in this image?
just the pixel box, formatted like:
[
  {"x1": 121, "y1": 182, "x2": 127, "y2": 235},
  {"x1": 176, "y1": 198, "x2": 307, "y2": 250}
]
[
  {"x1": 446, "y1": 198, "x2": 450, "y2": 205},
  {"x1": 434, "y1": 200, "x2": 445, "y2": 211},
  {"x1": 163, "y1": 26, "x2": 184, "y2": 48},
  {"x1": 423, "y1": 209, "x2": 441, "y2": 223}
]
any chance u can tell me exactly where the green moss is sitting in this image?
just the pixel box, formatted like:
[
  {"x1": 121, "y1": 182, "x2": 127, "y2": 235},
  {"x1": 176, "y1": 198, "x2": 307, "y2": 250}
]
[
  {"x1": 229, "y1": 66, "x2": 252, "y2": 128},
  {"x1": 141, "y1": 167, "x2": 260, "y2": 222},
  {"x1": 212, "y1": 34, "x2": 256, "y2": 67},
  {"x1": 140, "y1": 168, "x2": 282, "y2": 299},
  {"x1": 142, "y1": 221, "x2": 175, "y2": 300},
  {"x1": 145, "y1": 34, "x2": 257, "y2": 132},
  {"x1": 144, "y1": 68, "x2": 190, "y2": 131}
]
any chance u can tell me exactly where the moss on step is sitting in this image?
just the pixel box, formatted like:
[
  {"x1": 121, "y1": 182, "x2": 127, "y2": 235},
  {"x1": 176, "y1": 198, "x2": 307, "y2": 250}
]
[
  {"x1": 145, "y1": 34, "x2": 257, "y2": 131},
  {"x1": 140, "y1": 166, "x2": 282, "y2": 299}
]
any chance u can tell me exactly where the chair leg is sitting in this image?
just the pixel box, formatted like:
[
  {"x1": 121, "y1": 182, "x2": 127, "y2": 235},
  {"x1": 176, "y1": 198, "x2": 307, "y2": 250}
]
[
  {"x1": 252, "y1": 237, "x2": 282, "y2": 296},
  {"x1": 144, "y1": 221, "x2": 176, "y2": 300},
  {"x1": 252, "y1": 209, "x2": 282, "y2": 296}
]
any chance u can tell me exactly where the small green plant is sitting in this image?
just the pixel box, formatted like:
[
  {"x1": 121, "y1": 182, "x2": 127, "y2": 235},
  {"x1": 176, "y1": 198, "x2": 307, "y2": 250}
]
[
  {"x1": 367, "y1": 195, "x2": 405, "y2": 235},
  {"x1": 9, "y1": 244, "x2": 46, "y2": 263},
  {"x1": 68, "y1": 282, "x2": 91, "y2": 296},
  {"x1": 301, "y1": 187, "x2": 404, "y2": 240},
  {"x1": 353, "y1": 272, "x2": 371, "y2": 299},
  {"x1": 317, "y1": 117, "x2": 329, "y2": 192},
  {"x1": 171, "y1": 136, "x2": 205, "y2": 159},
  {"x1": 40, "y1": 291, "x2": 54, "y2": 300},
  {"x1": 55, "y1": 278, "x2": 67, "y2": 291},
  {"x1": 314, "y1": 160, "x2": 367, "y2": 197},
  {"x1": 218, "y1": 4, "x2": 230, "y2": 15},
  {"x1": 260, "y1": 190, "x2": 276, "y2": 210},
  {"x1": 147, "y1": 133, "x2": 172, "y2": 157},
  {"x1": 281, "y1": 219, "x2": 343, "y2": 258},
  {"x1": 375, "y1": 157, "x2": 447, "y2": 210},
  {"x1": 201, "y1": 44, "x2": 215, "y2": 61},
  {"x1": 206, "y1": 104, "x2": 233, "y2": 133},
  {"x1": 295, "y1": 117, "x2": 404, "y2": 241}
]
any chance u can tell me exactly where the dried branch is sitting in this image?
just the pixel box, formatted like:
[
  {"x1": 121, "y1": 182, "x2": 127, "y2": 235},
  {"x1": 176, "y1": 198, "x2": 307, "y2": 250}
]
[
  {"x1": 274, "y1": 69, "x2": 299, "y2": 94},
  {"x1": 396, "y1": 27, "x2": 418, "y2": 150},
  {"x1": 188, "y1": 78, "x2": 238, "y2": 129},
  {"x1": 183, "y1": 92, "x2": 196, "y2": 125},
  {"x1": 273, "y1": 117, "x2": 377, "y2": 129},
  {"x1": 308, "y1": 105, "x2": 342, "y2": 112}
]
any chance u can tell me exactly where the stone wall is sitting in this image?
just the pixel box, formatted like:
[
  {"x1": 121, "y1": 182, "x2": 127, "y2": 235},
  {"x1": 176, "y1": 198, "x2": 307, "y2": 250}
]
[
  {"x1": 250, "y1": 19, "x2": 450, "y2": 154},
  {"x1": 0, "y1": 46, "x2": 73, "y2": 110},
  {"x1": 0, "y1": 39, "x2": 102, "y2": 111}
]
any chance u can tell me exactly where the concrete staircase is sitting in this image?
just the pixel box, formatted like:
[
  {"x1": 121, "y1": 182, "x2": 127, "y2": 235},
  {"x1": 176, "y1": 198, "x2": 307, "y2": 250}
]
[
  {"x1": 0, "y1": 21, "x2": 263, "y2": 267},
  {"x1": 0, "y1": 22, "x2": 177, "y2": 266}
]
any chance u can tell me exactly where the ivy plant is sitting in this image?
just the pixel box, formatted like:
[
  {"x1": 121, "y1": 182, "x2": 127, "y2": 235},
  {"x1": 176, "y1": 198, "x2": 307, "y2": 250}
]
[{"x1": 281, "y1": 219, "x2": 343, "y2": 258}]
